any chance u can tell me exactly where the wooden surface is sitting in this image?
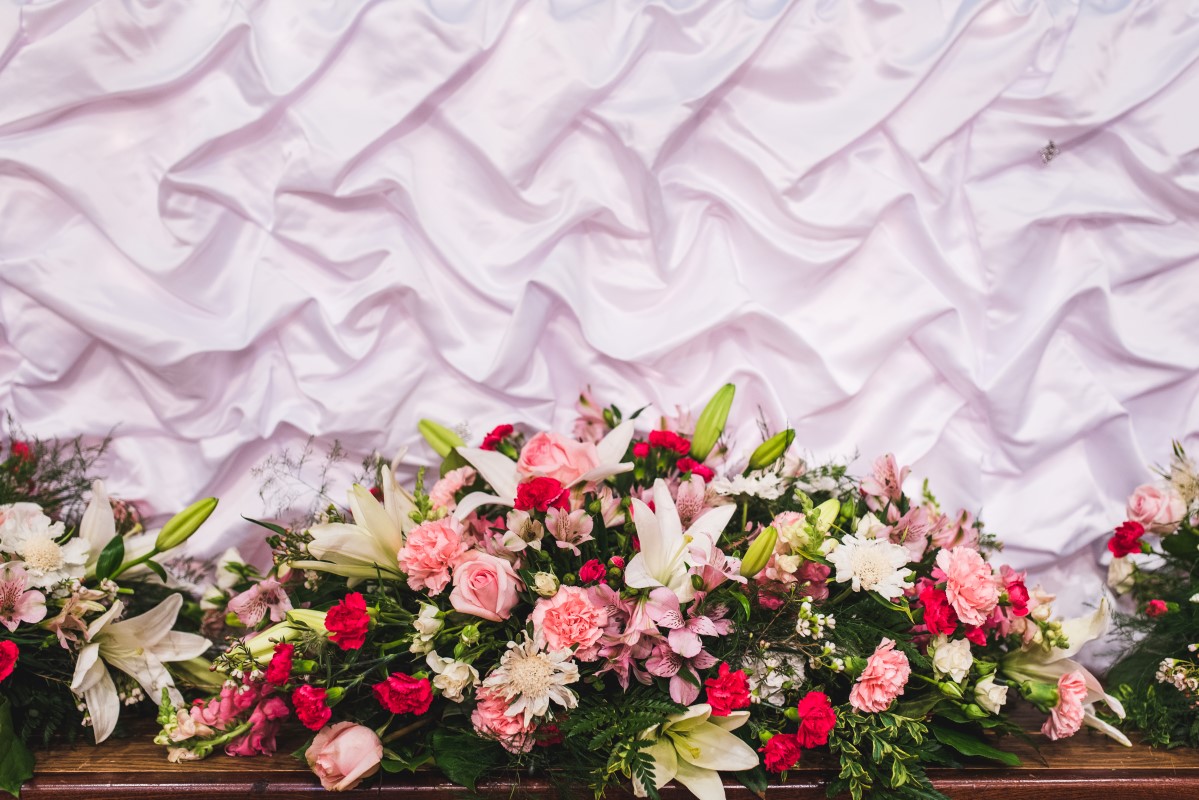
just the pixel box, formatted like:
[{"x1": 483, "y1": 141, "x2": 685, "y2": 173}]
[{"x1": 26, "y1": 724, "x2": 1199, "y2": 799}]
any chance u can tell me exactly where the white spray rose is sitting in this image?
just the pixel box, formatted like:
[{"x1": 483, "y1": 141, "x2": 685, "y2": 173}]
[
  {"x1": 931, "y1": 635, "x2": 973, "y2": 683},
  {"x1": 426, "y1": 651, "x2": 480, "y2": 703},
  {"x1": 532, "y1": 572, "x2": 560, "y2": 597},
  {"x1": 974, "y1": 674, "x2": 1009, "y2": 714}
]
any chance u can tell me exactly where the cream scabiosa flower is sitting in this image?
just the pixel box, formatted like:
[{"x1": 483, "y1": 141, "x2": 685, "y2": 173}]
[
  {"x1": 71, "y1": 594, "x2": 210, "y2": 743},
  {"x1": 825, "y1": 532, "x2": 911, "y2": 599},
  {"x1": 454, "y1": 421, "x2": 636, "y2": 519},
  {"x1": 634, "y1": 704, "x2": 759, "y2": 800},
  {"x1": 0, "y1": 502, "x2": 87, "y2": 588},
  {"x1": 480, "y1": 635, "x2": 579, "y2": 725},
  {"x1": 625, "y1": 479, "x2": 737, "y2": 604},
  {"x1": 290, "y1": 466, "x2": 415, "y2": 580}
]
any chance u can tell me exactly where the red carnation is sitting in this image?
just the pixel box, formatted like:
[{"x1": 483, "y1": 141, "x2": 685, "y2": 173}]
[
  {"x1": 1006, "y1": 577, "x2": 1030, "y2": 617},
  {"x1": 760, "y1": 733, "x2": 802, "y2": 773},
  {"x1": 514, "y1": 477, "x2": 569, "y2": 512},
  {"x1": 578, "y1": 559, "x2": 606, "y2": 584},
  {"x1": 372, "y1": 672, "x2": 433, "y2": 715},
  {"x1": 919, "y1": 584, "x2": 958, "y2": 637},
  {"x1": 676, "y1": 457, "x2": 715, "y2": 482},
  {"x1": 703, "y1": 662, "x2": 751, "y2": 717},
  {"x1": 795, "y1": 691, "x2": 836, "y2": 748},
  {"x1": 1146, "y1": 599, "x2": 1168, "y2": 618},
  {"x1": 1108, "y1": 520, "x2": 1145, "y2": 558},
  {"x1": 0, "y1": 641, "x2": 18, "y2": 683},
  {"x1": 963, "y1": 625, "x2": 988, "y2": 646},
  {"x1": 648, "y1": 430, "x2": 691, "y2": 455},
  {"x1": 326, "y1": 593, "x2": 370, "y2": 650},
  {"x1": 482, "y1": 424, "x2": 515, "y2": 451},
  {"x1": 291, "y1": 684, "x2": 332, "y2": 730},
  {"x1": 632, "y1": 441, "x2": 650, "y2": 459},
  {"x1": 264, "y1": 643, "x2": 294, "y2": 686},
  {"x1": 8, "y1": 441, "x2": 32, "y2": 466}
]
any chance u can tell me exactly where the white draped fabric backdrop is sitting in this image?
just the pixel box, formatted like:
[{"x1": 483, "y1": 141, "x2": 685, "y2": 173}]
[{"x1": 1, "y1": 0, "x2": 1198, "y2": 655}]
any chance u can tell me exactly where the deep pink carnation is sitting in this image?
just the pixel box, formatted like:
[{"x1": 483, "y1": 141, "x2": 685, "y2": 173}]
[
  {"x1": 760, "y1": 733, "x2": 802, "y2": 773},
  {"x1": 398, "y1": 518, "x2": 468, "y2": 594},
  {"x1": 795, "y1": 691, "x2": 836, "y2": 748},
  {"x1": 292, "y1": 684, "x2": 332, "y2": 731},
  {"x1": 326, "y1": 593, "x2": 370, "y2": 650},
  {"x1": 648, "y1": 430, "x2": 691, "y2": 455},
  {"x1": 704, "y1": 663, "x2": 751, "y2": 717},
  {"x1": 514, "y1": 477, "x2": 569, "y2": 512}
]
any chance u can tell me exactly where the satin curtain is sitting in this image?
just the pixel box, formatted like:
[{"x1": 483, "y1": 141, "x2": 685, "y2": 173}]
[{"x1": 1, "y1": 0, "x2": 1197, "y2": 623}]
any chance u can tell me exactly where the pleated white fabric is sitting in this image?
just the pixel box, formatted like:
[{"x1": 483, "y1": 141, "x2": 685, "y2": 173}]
[{"x1": 1, "y1": 0, "x2": 1197, "y2": 624}]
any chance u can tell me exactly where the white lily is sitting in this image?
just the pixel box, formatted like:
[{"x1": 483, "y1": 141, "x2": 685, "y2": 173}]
[
  {"x1": 453, "y1": 420, "x2": 637, "y2": 519},
  {"x1": 289, "y1": 465, "x2": 415, "y2": 581},
  {"x1": 79, "y1": 481, "x2": 117, "y2": 574},
  {"x1": 634, "y1": 704, "x2": 759, "y2": 800},
  {"x1": 70, "y1": 594, "x2": 210, "y2": 743},
  {"x1": 1002, "y1": 598, "x2": 1130, "y2": 746},
  {"x1": 625, "y1": 479, "x2": 737, "y2": 604}
]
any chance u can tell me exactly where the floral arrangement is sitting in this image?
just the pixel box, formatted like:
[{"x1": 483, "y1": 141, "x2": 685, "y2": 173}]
[
  {"x1": 165, "y1": 387, "x2": 1126, "y2": 800},
  {"x1": 1103, "y1": 442, "x2": 1199, "y2": 748},
  {"x1": 0, "y1": 430, "x2": 220, "y2": 797}
]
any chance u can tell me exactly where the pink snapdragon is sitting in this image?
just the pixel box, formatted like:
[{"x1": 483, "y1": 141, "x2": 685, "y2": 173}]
[
  {"x1": 935, "y1": 546, "x2": 999, "y2": 627},
  {"x1": 226, "y1": 578, "x2": 293, "y2": 627},
  {"x1": 849, "y1": 638, "x2": 911, "y2": 713},
  {"x1": 0, "y1": 563, "x2": 46, "y2": 632},
  {"x1": 398, "y1": 517, "x2": 469, "y2": 595}
]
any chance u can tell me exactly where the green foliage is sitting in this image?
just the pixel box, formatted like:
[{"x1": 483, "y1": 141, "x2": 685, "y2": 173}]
[
  {"x1": 827, "y1": 709, "x2": 950, "y2": 800},
  {"x1": 927, "y1": 724, "x2": 1020, "y2": 766},
  {"x1": 0, "y1": 697, "x2": 34, "y2": 798},
  {"x1": 431, "y1": 727, "x2": 502, "y2": 791},
  {"x1": 0, "y1": 420, "x2": 108, "y2": 525}
]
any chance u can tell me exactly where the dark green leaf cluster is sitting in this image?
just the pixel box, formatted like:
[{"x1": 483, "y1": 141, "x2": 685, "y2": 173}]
[{"x1": 827, "y1": 709, "x2": 950, "y2": 800}]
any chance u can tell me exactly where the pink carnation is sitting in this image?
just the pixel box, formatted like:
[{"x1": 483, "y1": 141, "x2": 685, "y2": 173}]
[
  {"x1": 516, "y1": 432, "x2": 599, "y2": 486},
  {"x1": 398, "y1": 518, "x2": 469, "y2": 595},
  {"x1": 428, "y1": 467, "x2": 477, "y2": 512},
  {"x1": 531, "y1": 586, "x2": 608, "y2": 660},
  {"x1": 849, "y1": 638, "x2": 910, "y2": 713},
  {"x1": 1042, "y1": 671, "x2": 1087, "y2": 740},
  {"x1": 471, "y1": 687, "x2": 537, "y2": 753},
  {"x1": 935, "y1": 546, "x2": 998, "y2": 627}
]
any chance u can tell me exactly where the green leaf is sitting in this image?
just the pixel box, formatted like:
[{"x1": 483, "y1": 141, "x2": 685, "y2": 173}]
[
  {"x1": 928, "y1": 725, "x2": 1021, "y2": 767},
  {"x1": 438, "y1": 449, "x2": 469, "y2": 478},
  {"x1": 1161, "y1": 528, "x2": 1199, "y2": 559},
  {"x1": 94, "y1": 535, "x2": 125, "y2": 581},
  {"x1": 431, "y1": 728, "x2": 500, "y2": 791},
  {"x1": 143, "y1": 560, "x2": 169, "y2": 582},
  {"x1": 243, "y1": 516, "x2": 289, "y2": 537},
  {"x1": 735, "y1": 764, "x2": 768, "y2": 799},
  {"x1": 381, "y1": 754, "x2": 432, "y2": 773},
  {"x1": 0, "y1": 696, "x2": 35, "y2": 797},
  {"x1": 868, "y1": 590, "x2": 915, "y2": 623}
]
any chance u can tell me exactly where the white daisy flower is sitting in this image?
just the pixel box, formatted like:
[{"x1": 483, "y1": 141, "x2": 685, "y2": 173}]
[
  {"x1": 825, "y1": 532, "x2": 911, "y2": 599},
  {"x1": 481, "y1": 634, "x2": 579, "y2": 724},
  {"x1": 0, "y1": 503, "x2": 88, "y2": 588}
]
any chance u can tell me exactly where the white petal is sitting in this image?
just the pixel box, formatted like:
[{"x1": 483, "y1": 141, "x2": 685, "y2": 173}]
[
  {"x1": 307, "y1": 523, "x2": 401, "y2": 572},
  {"x1": 623, "y1": 553, "x2": 665, "y2": 590},
  {"x1": 285, "y1": 560, "x2": 392, "y2": 580},
  {"x1": 652, "y1": 480, "x2": 683, "y2": 548},
  {"x1": 453, "y1": 491, "x2": 511, "y2": 520},
  {"x1": 107, "y1": 594, "x2": 183, "y2": 648},
  {"x1": 672, "y1": 759, "x2": 727, "y2": 800},
  {"x1": 574, "y1": 462, "x2": 635, "y2": 486},
  {"x1": 71, "y1": 643, "x2": 104, "y2": 693},
  {"x1": 708, "y1": 710, "x2": 750, "y2": 732},
  {"x1": 596, "y1": 420, "x2": 635, "y2": 467},
  {"x1": 667, "y1": 704, "x2": 713, "y2": 730},
  {"x1": 685, "y1": 503, "x2": 737, "y2": 546},
  {"x1": 86, "y1": 600, "x2": 125, "y2": 640},
  {"x1": 348, "y1": 484, "x2": 404, "y2": 555},
  {"x1": 82, "y1": 663, "x2": 121, "y2": 744},
  {"x1": 79, "y1": 480, "x2": 116, "y2": 565},
  {"x1": 644, "y1": 737, "x2": 679, "y2": 791},
  {"x1": 154, "y1": 631, "x2": 212, "y2": 662},
  {"x1": 676, "y1": 723, "x2": 760, "y2": 772},
  {"x1": 456, "y1": 447, "x2": 519, "y2": 503},
  {"x1": 1049, "y1": 599, "x2": 1109, "y2": 661},
  {"x1": 381, "y1": 466, "x2": 418, "y2": 534},
  {"x1": 630, "y1": 498, "x2": 665, "y2": 576},
  {"x1": 1083, "y1": 709, "x2": 1132, "y2": 747}
]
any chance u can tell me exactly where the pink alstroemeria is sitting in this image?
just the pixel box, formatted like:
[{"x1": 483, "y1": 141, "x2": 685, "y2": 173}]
[
  {"x1": 687, "y1": 533, "x2": 746, "y2": 593},
  {"x1": 545, "y1": 507, "x2": 595, "y2": 555},
  {"x1": 645, "y1": 587, "x2": 731, "y2": 658},
  {"x1": 673, "y1": 475, "x2": 708, "y2": 528},
  {"x1": 861, "y1": 453, "x2": 909, "y2": 512},
  {"x1": 0, "y1": 563, "x2": 47, "y2": 632},
  {"x1": 226, "y1": 578, "x2": 293, "y2": 627},
  {"x1": 645, "y1": 640, "x2": 719, "y2": 705}
]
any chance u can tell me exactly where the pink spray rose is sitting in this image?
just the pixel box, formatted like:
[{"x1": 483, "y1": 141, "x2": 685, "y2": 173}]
[
  {"x1": 849, "y1": 638, "x2": 911, "y2": 713},
  {"x1": 1042, "y1": 671, "x2": 1087, "y2": 740},
  {"x1": 1126, "y1": 485, "x2": 1186, "y2": 534},
  {"x1": 935, "y1": 546, "x2": 999, "y2": 627},
  {"x1": 449, "y1": 551, "x2": 520, "y2": 622},
  {"x1": 398, "y1": 518, "x2": 468, "y2": 595},
  {"x1": 305, "y1": 722, "x2": 383, "y2": 791},
  {"x1": 516, "y1": 432, "x2": 599, "y2": 485},
  {"x1": 531, "y1": 586, "x2": 608, "y2": 659}
]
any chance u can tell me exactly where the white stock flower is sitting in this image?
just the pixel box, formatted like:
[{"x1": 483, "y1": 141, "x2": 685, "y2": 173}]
[
  {"x1": 931, "y1": 635, "x2": 973, "y2": 683},
  {"x1": 709, "y1": 472, "x2": 785, "y2": 501},
  {"x1": 825, "y1": 532, "x2": 911, "y2": 598},
  {"x1": 974, "y1": 675, "x2": 1008, "y2": 715}
]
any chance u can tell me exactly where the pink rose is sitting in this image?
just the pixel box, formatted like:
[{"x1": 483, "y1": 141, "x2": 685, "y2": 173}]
[
  {"x1": 1041, "y1": 671, "x2": 1087, "y2": 740},
  {"x1": 849, "y1": 638, "x2": 910, "y2": 713},
  {"x1": 531, "y1": 586, "x2": 608, "y2": 659},
  {"x1": 516, "y1": 432, "x2": 599, "y2": 485},
  {"x1": 429, "y1": 467, "x2": 477, "y2": 512},
  {"x1": 1126, "y1": 484, "x2": 1186, "y2": 534},
  {"x1": 398, "y1": 518, "x2": 468, "y2": 595},
  {"x1": 471, "y1": 686, "x2": 537, "y2": 753},
  {"x1": 304, "y1": 722, "x2": 383, "y2": 791},
  {"x1": 449, "y1": 551, "x2": 520, "y2": 622},
  {"x1": 935, "y1": 546, "x2": 999, "y2": 627}
]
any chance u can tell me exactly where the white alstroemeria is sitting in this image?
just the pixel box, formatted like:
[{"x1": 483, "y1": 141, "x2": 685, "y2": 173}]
[
  {"x1": 289, "y1": 465, "x2": 415, "y2": 580},
  {"x1": 1002, "y1": 599, "x2": 1130, "y2": 746},
  {"x1": 931, "y1": 635, "x2": 973, "y2": 683},
  {"x1": 454, "y1": 420, "x2": 636, "y2": 519},
  {"x1": 634, "y1": 704, "x2": 759, "y2": 800},
  {"x1": 70, "y1": 594, "x2": 210, "y2": 743},
  {"x1": 709, "y1": 471, "x2": 785, "y2": 501},
  {"x1": 625, "y1": 480, "x2": 737, "y2": 604}
]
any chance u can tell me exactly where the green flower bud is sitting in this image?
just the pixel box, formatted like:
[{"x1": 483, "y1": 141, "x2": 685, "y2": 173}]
[
  {"x1": 691, "y1": 384, "x2": 735, "y2": 461},
  {"x1": 938, "y1": 681, "x2": 965, "y2": 699},
  {"x1": 155, "y1": 497, "x2": 218, "y2": 553},
  {"x1": 811, "y1": 499, "x2": 840, "y2": 533},
  {"x1": 740, "y1": 526, "x2": 778, "y2": 579},
  {"x1": 783, "y1": 706, "x2": 799, "y2": 723},
  {"x1": 418, "y1": 419, "x2": 465, "y2": 458},
  {"x1": 1019, "y1": 680, "x2": 1060, "y2": 711},
  {"x1": 962, "y1": 703, "x2": 989, "y2": 720},
  {"x1": 747, "y1": 429, "x2": 795, "y2": 471}
]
